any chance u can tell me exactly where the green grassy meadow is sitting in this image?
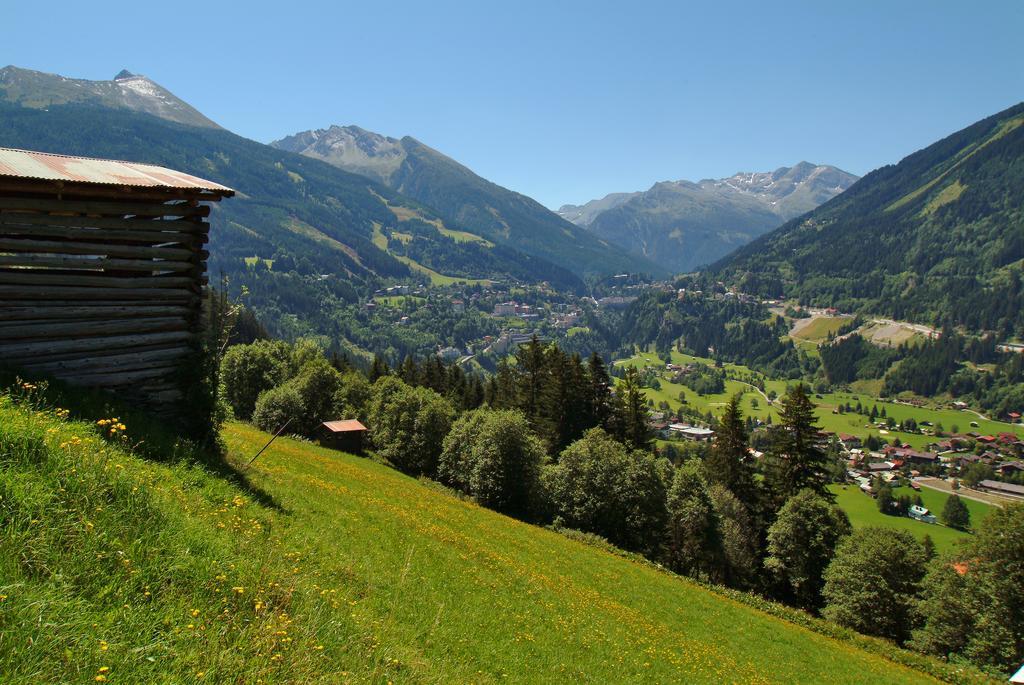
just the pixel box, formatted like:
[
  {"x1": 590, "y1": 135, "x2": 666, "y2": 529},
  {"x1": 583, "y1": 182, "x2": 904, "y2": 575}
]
[
  {"x1": 371, "y1": 224, "x2": 489, "y2": 286},
  {"x1": 372, "y1": 295, "x2": 426, "y2": 307},
  {"x1": 828, "y1": 484, "x2": 994, "y2": 555},
  {"x1": 0, "y1": 396, "x2": 990, "y2": 683},
  {"x1": 790, "y1": 316, "x2": 854, "y2": 341},
  {"x1": 617, "y1": 349, "x2": 1024, "y2": 450}
]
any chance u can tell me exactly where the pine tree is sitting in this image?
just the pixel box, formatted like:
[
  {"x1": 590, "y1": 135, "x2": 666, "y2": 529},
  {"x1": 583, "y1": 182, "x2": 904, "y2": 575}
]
[
  {"x1": 553, "y1": 352, "x2": 589, "y2": 451},
  {"x1": 399, "y1": 355, "x2": 419, "y2": 385},
  {"x1": 765, "y1": 384, "x2": 832, "y2": 508},
  {"x1": 620, "y1": 366, "x2": 652, "y2": 451},
  {"x1": 586, "y1": 351, "x2": 612, "y2": 430},
  {"x1": 705, "y1": 395, "x2": 758, "y2": 507},
  {"x1": 920, "y1": 534, "x2": 936, "y2": 561},
  {"x1": 544, "y1": 345, "x2": 573, "y2": 450},
  {"x1": 514, "y1": 335, "x2": 553, "y2": 438},
  {"x1": 941, "y1": 494, "x2": 970, "y2": 530},
  {"x1": 369, "y1": 354, "x2": 390, "y2": 383},
  {"x1": 490, "y1": 359, "x2": 517, "y2": 409}
]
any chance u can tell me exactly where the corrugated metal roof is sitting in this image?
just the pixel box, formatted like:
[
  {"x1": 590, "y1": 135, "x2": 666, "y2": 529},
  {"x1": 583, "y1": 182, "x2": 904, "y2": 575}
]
[
  {"x1": 0, "y1": 147, "x2": 234, "y2": 196},
  {"x1": 321, "y1": 420, "x2": 368, "y2": 433}
]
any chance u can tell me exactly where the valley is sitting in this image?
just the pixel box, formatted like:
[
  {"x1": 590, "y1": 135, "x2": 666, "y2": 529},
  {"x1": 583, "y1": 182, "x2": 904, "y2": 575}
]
[{"x1": 1, "y1": 14, "x2": 1024, "y2": 681}]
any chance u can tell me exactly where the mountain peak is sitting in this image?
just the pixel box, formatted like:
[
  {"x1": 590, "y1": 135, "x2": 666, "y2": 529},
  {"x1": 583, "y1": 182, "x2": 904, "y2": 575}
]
[
  {"x1": 566, "y1": 163, "x2": 858, "y2": 274},
  {"x1": 271, "y1": 124, "x2": 406, "y2": 185},
  {"x1": 0, "y1": 64, "x2": 220, "y2": 129}
]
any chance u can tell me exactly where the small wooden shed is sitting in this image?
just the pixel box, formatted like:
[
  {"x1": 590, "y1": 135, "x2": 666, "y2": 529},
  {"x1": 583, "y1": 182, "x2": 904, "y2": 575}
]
[
  {"x1": 317, "y1": 420, "x2": 368, "y2": 454},
  {"x1": 0, "y1": 147, "x2": 233, "y2": 415}
]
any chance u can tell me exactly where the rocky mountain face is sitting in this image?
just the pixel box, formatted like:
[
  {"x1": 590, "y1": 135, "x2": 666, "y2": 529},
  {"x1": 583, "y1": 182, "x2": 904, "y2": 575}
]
[
  {"x1": 0, "y1": 66, "x2": 221, "y2": 129},
  {"x1": 272, "y1": 125, "x2": 406, "y2": 185},
  {"x1": 272, "y1": 126, "x2": 664, "y2": 277},
  {"x1": 557, "y1": 192, "x2": 639, "y2": 226},
  {"x1": 564, "y1": 163, "x2": 857, "y2": 273}
]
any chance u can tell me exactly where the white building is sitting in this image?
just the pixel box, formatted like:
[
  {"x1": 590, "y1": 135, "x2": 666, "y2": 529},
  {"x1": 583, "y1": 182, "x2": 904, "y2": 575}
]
[{"x1": 669, "y1": 424, "x2": 715, "y2": 441}]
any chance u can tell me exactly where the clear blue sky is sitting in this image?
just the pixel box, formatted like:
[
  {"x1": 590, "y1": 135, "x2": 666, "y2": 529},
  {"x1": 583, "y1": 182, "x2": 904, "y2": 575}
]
[{"x1": 7, "y1": 1, "x2": 1024, "y2": 208}]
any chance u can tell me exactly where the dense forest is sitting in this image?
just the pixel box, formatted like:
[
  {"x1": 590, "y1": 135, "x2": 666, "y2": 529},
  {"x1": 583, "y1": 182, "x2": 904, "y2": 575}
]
[
  {"x1": 617, "y1": 290, "x2": 814, "y2": 378},
  {"x1": 0, "y1": 101, "x2": 586, "y2": 338}
]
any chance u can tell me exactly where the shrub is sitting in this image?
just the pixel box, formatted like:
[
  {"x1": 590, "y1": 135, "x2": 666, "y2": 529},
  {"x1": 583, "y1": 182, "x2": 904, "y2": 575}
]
[
  {"x1": 822, "y1": 528, "x2": 926, "y2": 643},
  {"x1": 251, "y1": 383, "x2": 305, "y2": 435},
  {"x1": 367, "y1": 377, "x2": 454, "y2": 476},
  {"x1": 542, "y1": 428, "x2": 667, "y2": 555},
  {"x1": 220, "y1": 341, "x2": 292, "y2": 419},
  {"x1": 438, "y1": 409, "x2": 546, "y2": 517}
]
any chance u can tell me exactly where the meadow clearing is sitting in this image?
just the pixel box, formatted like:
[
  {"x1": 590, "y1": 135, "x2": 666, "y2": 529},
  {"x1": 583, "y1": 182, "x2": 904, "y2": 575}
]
[
  {"x1": 828, "y1": 483, "x2": 995, "y2": 555},
  {"x1": 616, "y1": 349, "x2": 1024, "y2": 451}
]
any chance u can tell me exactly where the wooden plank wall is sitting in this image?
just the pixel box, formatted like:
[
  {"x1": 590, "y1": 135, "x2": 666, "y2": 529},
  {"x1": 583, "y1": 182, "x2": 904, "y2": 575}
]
[{"x1": 0, "y1": 193, "x2": 213, "y2": 412}]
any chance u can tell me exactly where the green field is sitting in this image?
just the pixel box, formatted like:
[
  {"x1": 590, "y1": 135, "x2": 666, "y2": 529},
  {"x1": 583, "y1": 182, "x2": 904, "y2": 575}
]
[
  {"x1": 371, "y1": 224, "x2": 490, "y2": 286},
  {"x1": 829, "y1": 484, "x2": 994, "y2": 555},
  {"x1": 790, "y1": 316, "x2": 854, "y2": 342},
  {"x1": 617, "y1": 349, "x2": 1024, "y2": 450},
  {"x1": 243, "y1": 256, "x2": 274, "y2": 269},
  {"x1": 0, "y1": 397, "x2": 981, "y2": 684},
  {"x1": 616, "y1": 350, "x2": 790, "y2": 424},
  {"x1": 438, "y1": 226, "x2": 494, "y2": 246},
  {"x1": 372, "y1": 295, "x2": 426, "y2": 307}
]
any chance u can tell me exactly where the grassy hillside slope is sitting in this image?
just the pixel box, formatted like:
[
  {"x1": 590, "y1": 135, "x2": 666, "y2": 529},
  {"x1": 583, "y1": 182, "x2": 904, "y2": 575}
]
[{"x1": 0, "y1": 397, "x2": 992, "y2": 683}]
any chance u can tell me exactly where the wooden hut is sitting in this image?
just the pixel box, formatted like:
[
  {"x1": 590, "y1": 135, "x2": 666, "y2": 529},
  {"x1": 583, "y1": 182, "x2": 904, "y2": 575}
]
[
  {"x1": 317, "y1": 420, "x2": 368, "y2": 454},
  {"x1": 0, "y1": 147, "x2": 233, "y2": 415}
]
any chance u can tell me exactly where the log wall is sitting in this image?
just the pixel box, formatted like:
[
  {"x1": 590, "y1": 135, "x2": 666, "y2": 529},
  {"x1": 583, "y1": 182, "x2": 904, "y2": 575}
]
[{"x1": 0, "y1": 192, "x2": 215, "y2": 413}]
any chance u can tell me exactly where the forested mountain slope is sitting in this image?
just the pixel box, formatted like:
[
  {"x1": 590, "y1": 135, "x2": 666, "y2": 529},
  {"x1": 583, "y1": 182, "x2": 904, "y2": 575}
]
[
  {"x1": 273, "y1": 125, "x2": 664, "y2": 277},
  {"x1": 715, "y1": 103, "x2": 1024, "y2": 338},
  {"x1": 0, "y1": 69, "x2": 587, "y2": 339}
]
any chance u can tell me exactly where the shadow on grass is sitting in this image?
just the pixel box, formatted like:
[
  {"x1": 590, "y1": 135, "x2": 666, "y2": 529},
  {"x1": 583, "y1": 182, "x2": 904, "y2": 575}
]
[{"x1": 1, "y1": 368, "x2": 287, "y2": 514}]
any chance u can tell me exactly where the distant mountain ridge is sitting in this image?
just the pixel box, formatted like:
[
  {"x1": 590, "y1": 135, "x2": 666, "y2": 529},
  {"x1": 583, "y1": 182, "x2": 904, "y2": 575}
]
[
  {"x1": 714, "y1": 102, "x2": 1024, "y2": 337},
  {"x1": 272, "y1": 125, "x2": 664, "y2": 277},
  {"x1": 562, "y1": 162, "x2": 857, "y2": 273},
  {"x1": 0, "y1": 65, "x2": 221, "y2": 129},
  {"x1": 0, "y1": 65, "x2": 592, "y2": 348}
]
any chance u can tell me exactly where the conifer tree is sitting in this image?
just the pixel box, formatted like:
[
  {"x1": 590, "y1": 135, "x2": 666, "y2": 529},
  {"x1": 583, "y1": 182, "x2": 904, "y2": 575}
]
[
  {"x1": 399, "y1": 355, "x2": 419, "y2": 385},
  {"x1": 515, "y1": 335, "x2": 553, "y2": 437},
  {"x1": 705, "y1": 394, "x2": 758, "y2": 506},
  {"x1": 941, "y1": 494, "x2": 970, "y2": 530},
  {"x1": 765, "y1": 384, "x2": 832, "y2": 508},
  {"x1": 620, "y1": 366, "x2": 652, "y2": 450},
  {"x1": 369, "y1": 354, "x2": 390, "y2": 382},
  {"x1": 489, "y1": 359, "x2": 517, "y2": 409},
  {"x1": 586, "y1": 351, "x2": 613, "y2": 430}
]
